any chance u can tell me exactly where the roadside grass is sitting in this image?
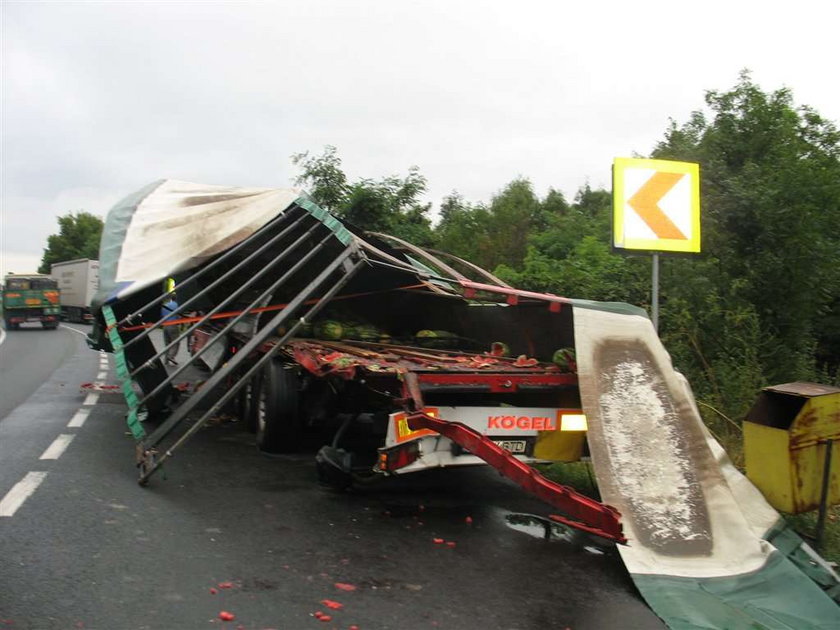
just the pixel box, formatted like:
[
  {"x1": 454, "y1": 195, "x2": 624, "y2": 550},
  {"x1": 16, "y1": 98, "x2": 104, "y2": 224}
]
[{"x1": 536, "y1": 461, "x2": 600, "y2": 500}]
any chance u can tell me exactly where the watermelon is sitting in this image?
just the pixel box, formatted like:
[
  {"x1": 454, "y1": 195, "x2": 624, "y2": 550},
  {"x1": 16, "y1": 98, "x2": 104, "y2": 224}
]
[
  {"x1": 416, "y1": 330, "x2": 456, "y2": 339},
  {"x1": 489, "y1": 341, "x2": 510, "y2": 357},
  {"x1": 314, "y1": 320, "x2": 344, "y2": 340},
  {"x1": 552, "y1": 348, "x2": 577, "y2": 372},
  {"x1": 513, "y1": 354, "x2": 538, "y2": 367},
  {"x1": 415, "y1": 330, "x2": 457, "y2": 348},
  {"x1": 348, "y1": 324, "x2": 379, "y2": 341}
]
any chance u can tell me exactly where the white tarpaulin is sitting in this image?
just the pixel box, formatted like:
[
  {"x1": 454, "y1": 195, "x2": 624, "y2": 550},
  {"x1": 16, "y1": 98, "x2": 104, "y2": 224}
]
[
  {"x1": 573, "y1": 306, "x2": 840, "y2": 628},
  {"x1": 99, "y1": 179, "x2": 302, "y2": 302}
]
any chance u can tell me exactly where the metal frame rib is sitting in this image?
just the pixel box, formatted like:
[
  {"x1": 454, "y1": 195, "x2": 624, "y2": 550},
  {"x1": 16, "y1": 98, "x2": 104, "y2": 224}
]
[
  {"x1": 137, "y1": 243, "x2": 365, "y2": 485},
  {"x1": 129, "y1": 220, "x2": 329, "y2": 387},
  {"x1": 113, "y1": 205, "x2": 305, "y2": 333}
]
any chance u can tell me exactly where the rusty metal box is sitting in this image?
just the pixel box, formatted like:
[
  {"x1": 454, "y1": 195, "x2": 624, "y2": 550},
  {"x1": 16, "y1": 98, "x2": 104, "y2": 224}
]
[{"x1": 744, "y1": 382, "x2": 840, "y2": 514}]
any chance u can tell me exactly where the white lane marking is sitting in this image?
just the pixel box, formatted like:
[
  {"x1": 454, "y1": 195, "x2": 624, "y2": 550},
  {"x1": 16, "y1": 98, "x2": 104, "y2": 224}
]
[
  {"x1": 59, "y1": 324, "x2": 88, "y2": 337},
  {"x1": 0, "y1": 327, "x2": 6, "y2": 346},
  {"x1": 68, "y1": 408, "x2": 91, "y2": 428},
  {"x1": 83, "y1": 393, "x2": 100, "y2": 405},
  {"x1": 39, "y1": 434, "x2": 75, "y2": 460},
  {"x1": 0, "y1": 472, "x2": 48, "y2": 517},
  {"x1": 96, "y1": 371, "x2": 108, "y2": 380}
]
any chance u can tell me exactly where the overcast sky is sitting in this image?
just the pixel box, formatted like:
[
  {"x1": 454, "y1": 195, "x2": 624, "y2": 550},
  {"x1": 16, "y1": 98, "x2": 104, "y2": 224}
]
[{"x1": 2, "y1": 0, "x2": 838, "y2": 277}]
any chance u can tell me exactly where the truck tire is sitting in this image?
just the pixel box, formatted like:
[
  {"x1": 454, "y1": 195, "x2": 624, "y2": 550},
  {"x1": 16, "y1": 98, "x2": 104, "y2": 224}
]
[
  {"x1": 236, "y1": 371, "x2": 260, "y2": 433},
  {"x1": 42, "y1": 321, "x2": 58, "y2": 330},
  {"x1": 255, "y1": 360, "x2": 302, "y2": 454}
]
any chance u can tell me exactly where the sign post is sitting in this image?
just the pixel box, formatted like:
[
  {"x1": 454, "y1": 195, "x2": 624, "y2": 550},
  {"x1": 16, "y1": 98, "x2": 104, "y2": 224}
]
[{"x1": 612, "y1": 158, "x2": 701, "y2": 331}]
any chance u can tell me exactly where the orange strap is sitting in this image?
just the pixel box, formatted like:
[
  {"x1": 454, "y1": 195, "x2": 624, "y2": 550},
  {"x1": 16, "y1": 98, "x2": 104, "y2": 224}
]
[{"x1": 116, "y1": 283, "x2": 428, "y2": 333}]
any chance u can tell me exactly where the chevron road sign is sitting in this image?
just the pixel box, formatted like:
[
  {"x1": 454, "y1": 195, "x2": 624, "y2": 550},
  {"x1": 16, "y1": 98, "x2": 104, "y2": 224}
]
[{"x1": 612, "y1": 158, "x2": 701, "y2": 253}]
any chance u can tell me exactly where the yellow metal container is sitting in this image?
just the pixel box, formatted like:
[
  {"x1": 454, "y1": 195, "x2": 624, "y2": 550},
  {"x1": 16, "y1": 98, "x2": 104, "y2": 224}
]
[
  {"x1": 533, "y1": 410, "x2": 587, "y2": 462},
  {"x1": 534, "y1": 428, "x2": 586, "y2": 462},
  {"x1": 743, "y1": 382, "x2": 840, "y2": 514}
]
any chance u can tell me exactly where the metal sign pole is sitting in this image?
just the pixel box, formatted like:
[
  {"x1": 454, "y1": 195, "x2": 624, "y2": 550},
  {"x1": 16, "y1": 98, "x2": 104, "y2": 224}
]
[
  {"x1": 651, "y1": 253, "x2": 659, "y2": 332},
  {"x1": 815, "y1": 438, "x2": 834, "y2": 552}
]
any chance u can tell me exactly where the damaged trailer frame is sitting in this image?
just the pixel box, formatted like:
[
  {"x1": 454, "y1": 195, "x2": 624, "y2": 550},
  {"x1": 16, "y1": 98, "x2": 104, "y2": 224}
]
[{"x1": 89, "y1": 180, "x2": 626, "y2": 543}]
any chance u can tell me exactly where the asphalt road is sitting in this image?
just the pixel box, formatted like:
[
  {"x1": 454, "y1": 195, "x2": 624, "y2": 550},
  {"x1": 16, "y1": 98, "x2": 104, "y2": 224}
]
[
  {"x1": 0, "y1": 324, "x2": 664, "y2": 630},
  {"x1": 0, "y1": 322, "x2": 79, "y2": 421}
]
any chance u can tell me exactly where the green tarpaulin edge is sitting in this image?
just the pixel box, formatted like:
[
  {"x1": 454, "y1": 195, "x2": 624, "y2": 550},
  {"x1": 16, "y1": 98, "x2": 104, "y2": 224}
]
[
  {"x1": 763, "y1": 519, "x2": 840, "y2": 602},
  {"x1": 294, "y1": 196, "x2": 353, "y2": 246},
  {"x1": 101, "y1": 304, "x2": 146, "y2": 440},
  {"x1": 632, "y1": 550, "x2": 840, "y2": 630},
  {"x1": 569, "y1": 298, "x2": 649, "y2": 318}
]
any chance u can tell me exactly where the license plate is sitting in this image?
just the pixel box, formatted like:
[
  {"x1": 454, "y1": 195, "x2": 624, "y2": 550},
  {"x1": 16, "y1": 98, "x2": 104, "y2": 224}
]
[{"x1": 493, "y1": 439, "x2": 527, "y2": 454}]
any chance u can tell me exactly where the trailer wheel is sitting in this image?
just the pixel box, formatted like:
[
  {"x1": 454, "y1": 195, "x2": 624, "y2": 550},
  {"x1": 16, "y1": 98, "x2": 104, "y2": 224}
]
[
  {"x1": 255, "y1": 360, "x2": 302, "y2": 453},
  {"x1": 236, "y1": 371, "x2": 260, "y2": 433}
]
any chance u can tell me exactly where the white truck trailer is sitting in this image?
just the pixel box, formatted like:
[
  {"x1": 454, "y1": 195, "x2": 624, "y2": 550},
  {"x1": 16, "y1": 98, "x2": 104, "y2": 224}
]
[{"x1": 51, "y1": 258, "x2": 99, "y2": 323}]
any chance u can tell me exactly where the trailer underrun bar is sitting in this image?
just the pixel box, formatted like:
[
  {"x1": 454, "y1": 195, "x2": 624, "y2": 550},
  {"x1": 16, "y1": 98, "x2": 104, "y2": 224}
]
[{"x1": 405, "y1": 410, "x2": 626, "y2": 544}]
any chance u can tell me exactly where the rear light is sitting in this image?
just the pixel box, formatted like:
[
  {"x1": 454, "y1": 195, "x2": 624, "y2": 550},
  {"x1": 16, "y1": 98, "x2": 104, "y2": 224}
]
[
  {"x1": 559, "y1": 412, "x2": 587, "y2": 432},
  {"x1": 378, "y1": 441, "x2": 421, "y2": 472}
]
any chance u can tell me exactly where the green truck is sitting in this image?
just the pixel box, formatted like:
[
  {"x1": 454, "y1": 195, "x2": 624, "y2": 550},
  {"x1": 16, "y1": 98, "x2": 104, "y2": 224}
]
[{"x1": 2, "y1": 274, "x2": 61, "y2": 330}]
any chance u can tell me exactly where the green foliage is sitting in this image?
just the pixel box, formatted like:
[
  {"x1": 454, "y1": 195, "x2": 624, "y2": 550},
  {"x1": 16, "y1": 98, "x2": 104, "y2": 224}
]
[
  {"x1": 494, "y1": 184, "x2": 649, "y2": 304},
  {"x1": 659, "y1": 262, "x2": 768, "y2": 427},
  {"x1": 653, "y1": 70, "x2": 840, "y2": 388},
  {"x1": 292, "y1": 146, "x2": 435, "y2": 246},
  {"x1": 435, "y1": 192, "x2": 493, "y2": 266},
  {"x1": 292, "y1": 145, "x2": 350, "y2": 212},
  {"x1": 38, "y1": 211, "x2": 103, "y2": 273},
  {"x1": 483, "y1": 178, "x2": 542, "y2": 270}
]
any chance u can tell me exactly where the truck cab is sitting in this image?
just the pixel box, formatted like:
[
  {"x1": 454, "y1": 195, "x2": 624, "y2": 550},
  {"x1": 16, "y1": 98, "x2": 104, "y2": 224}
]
[{"x1": 2, "y1": 274, "x2": 61, "y2": 330}]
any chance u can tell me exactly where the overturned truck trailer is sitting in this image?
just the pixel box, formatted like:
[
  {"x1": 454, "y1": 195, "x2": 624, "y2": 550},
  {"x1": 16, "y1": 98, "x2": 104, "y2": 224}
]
[
  {"x1": 90, "y1": 180, "x2": 840, "y2": 629},
  {"x1": 88, "y1": 179, "x2": 628, "y2": 541}
]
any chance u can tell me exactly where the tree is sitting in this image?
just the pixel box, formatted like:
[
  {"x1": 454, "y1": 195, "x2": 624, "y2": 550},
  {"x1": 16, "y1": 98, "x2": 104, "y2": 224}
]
[
  {"x1": 292, "y1": 146, "x2": 436, "y2": 246},
  {"x1": 484, "y1": 178, "x2": 541, "y2": 270},
  {"x1": 653, "y1": 70, "x2": 840, "y2": 395},
  {"x1": 38, "y1": 211, "x2": 104, "y2": 273},
  {"x1": 291, "y1": 145, "x2": 350, "y2": 212},
  {"x1": 495, "y1": 184, "x2": 648, "y2": 304},
  {"x1": 435, "y1": 192, "x2": 493, "y2": 268}
]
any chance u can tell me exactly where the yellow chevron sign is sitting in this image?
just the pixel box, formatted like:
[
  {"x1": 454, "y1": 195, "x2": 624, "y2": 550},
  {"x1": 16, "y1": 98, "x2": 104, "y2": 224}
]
[{"x1": 613, "y1": 158, "x2": 701, "y2": 253}]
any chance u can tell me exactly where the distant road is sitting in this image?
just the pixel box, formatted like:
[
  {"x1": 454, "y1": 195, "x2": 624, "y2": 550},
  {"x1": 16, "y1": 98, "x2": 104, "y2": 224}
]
[{"x1": 0, "y1": 322, "x2": 85, "y2": 421}]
